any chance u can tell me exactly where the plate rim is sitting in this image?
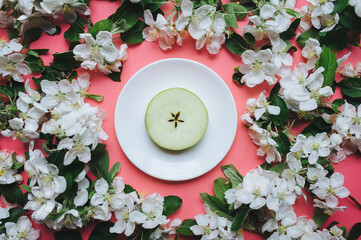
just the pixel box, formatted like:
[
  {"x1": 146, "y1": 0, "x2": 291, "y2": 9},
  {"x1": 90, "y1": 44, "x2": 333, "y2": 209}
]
[{"x1": 114, "y1": 58, "x2": 238, "y2": 181}]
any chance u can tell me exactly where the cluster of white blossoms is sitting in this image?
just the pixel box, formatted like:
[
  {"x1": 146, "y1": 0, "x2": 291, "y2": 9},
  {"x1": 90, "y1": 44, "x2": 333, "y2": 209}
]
[
  {"x1": 0, "y1": 210, "x2": 40, "y2": 240},
  {"x1": 2, "y1": 73, "x2": 108, "y2": 157},
  {"x1": 0, "y1": 149, "x2": 24, "y2": 185},
  {"x1": 143, "y1": 0, "x2": 228, "y2": 54},
  {"x1": 73, "y1": 31, "x2": 128, "y2": 74},
  {"x1": 0, "y1": 38, "x2": 30, "y2": 82},
  {"x1": 280, "y1": 38, "x2": 333, "y2": 112},
  {"x1": 190, "y1": 204, "x2": 243, "y2": 240},
  {"x1": 332, "y1": 102, "x2": 361, "y2": 154},
  {"x1": 339, "y1": 61, "x2": 361, "y2": 78},
  {"x1": 299, "y1": 0, "x2": 339, "y2": 33},
  {"x1": 0, "y1": 0, "x2": 90, "y2": 32},
  {"x1": 221, "y1": 164, "x2": 349, "y2": 239},
  {"x1": 243, "y1": 0, "x2": 296, "y2": 41}
]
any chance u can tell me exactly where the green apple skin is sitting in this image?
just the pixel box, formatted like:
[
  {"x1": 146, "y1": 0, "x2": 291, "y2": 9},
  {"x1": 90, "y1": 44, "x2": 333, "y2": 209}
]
[{"x1": 145, "y1": 88, "x2": 208, "y2": 151}]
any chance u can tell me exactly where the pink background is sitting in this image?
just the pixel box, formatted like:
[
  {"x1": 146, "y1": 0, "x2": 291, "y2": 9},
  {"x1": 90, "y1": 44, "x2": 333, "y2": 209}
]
[{"x1": 0, "y1": 0, "x2": 360, "y2": 239}]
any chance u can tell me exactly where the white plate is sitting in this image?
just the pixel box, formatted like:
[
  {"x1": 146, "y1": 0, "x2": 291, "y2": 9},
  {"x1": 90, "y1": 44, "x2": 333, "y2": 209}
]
[{"x1": 114, "y1": 58, "x2": 237, "y2": 181}]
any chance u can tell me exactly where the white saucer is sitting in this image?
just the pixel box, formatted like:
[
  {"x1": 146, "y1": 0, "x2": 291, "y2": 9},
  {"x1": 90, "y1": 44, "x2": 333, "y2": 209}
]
[{"x1": 114, "y1": 58, "x2": 237, "y2": 181}]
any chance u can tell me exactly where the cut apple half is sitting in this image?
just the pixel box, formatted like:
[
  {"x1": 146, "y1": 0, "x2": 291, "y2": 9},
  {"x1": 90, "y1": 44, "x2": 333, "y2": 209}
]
[{"x1": 145, "y1": 88, "x2": 208, "y2": 151}]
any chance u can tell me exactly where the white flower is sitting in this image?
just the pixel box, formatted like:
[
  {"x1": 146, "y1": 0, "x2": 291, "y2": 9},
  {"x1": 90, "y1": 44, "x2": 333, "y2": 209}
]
[
  {"x1": 307, "y1": 164, "x2": 328, "y2": 183},
  {"x1": 257, "y1": 136, "x2": 282, "y2": 164},
  {"x1": 175, "y1": 0, "x2": 193, "y2": 31},
  {"x1": 18, "y1": 0, "x2": 35, "y2": 16},
  {"x1": 73, "y1": 31, "x2": 119, "y2": 73},
  {"x1": 73, "y1": 178, "x2": 89, "y2": 207},
  {"x1": 188, "y1": 5, "x2": 214, "y2": 40},
  {"x1": 190, "y1": 205, "x2": 222, "y2": 239},
  {"x1": 53, "y1": 209, "x2": 82, "y2": 230},
  {"x1": 0, "y1": 38, "x2": 23, "y2": 56},
  {"x1": 40, "y1": 79, "x2": 77, "y2": 110},
  {"x1": 245, "y1": 90, "x2": 281, "y2": 121},
  {"x1": 341, "y1": 62, "x2": 361, "y2": 78},
  {"x1": 24, "y1": 187, "x2": 56, "y2": 222},
  {"x1": 58, "y1": 132, "x2": 93, "y2": 165},
  {"x1": 5, "y1": 215, "x2": 40, "y2": 240},
  {"x1": 1, "y1": 117, "x2": 39, "y2": 142},
  {"x1": 91, "y1": 178, "x2": 126, "y2": 210},
  {"x1": 350, "y1": 0, "x2": 361, "y2": 18},
  {"x1": 239, "y1": 49, "x2": 278, "y2": 87},
  {"x1": 302, "y1": 132, "x2": 331, "y2": 164},
  {"x1": 142, "y1": 9, "x2": 178, "y2": 51},
  {"x1": 151, "y1": 218, "x2": 182, "y2": 239},
  {"x1": 266, "y1": 177, "x2": 297, "y2": 211},
  {"x1": 40, "y1": 0, "x2": 90, "y2": 23},
  {"x1": 313, "y1": 199, "x2": 347, "y2": 216},
  {"x1": 0, "y1": 53, "x2": 31, "y2": 82},
  {"x1": 302, "y1": 38, "x2": 322, "y2": 68},
  {"x1": 129, "y1": 193, "x2": 168, "y2": 229},
  {"x1": 0, "y1": 207, "x2": 9, "y2": 224},
  {"x1": 109, "y1": 193, "x2": 137, "y2": 236},
  {"x1": 234, "y1": 168, "x2": 275, "y2": 209},
  {"x1": 195, "y1": 15, "x2": 226, "y2": 54},
  {"x1": 311, "y1": 172, "x2": 350, "y2": 209}
]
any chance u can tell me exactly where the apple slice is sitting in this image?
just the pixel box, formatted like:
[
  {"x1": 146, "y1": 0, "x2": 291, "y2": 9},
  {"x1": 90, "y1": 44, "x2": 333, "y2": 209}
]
[{"x1": 145, "y1": 88, "x2": 208, "y2": 151}]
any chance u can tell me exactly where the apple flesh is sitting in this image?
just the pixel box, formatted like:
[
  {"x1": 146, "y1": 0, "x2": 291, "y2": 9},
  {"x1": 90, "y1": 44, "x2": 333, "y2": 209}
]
[{"x1": 145, "y1": 88, "x2": 208, "y2": 151}]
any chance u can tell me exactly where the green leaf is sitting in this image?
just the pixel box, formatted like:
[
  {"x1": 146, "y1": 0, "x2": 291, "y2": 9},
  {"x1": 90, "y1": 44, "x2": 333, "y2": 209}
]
[
  {"x1": 89, "y1": 222, "x2": 116, "y2": 240},
  {"x1": 244, "y1": 32, "x2": 255, "y2": 45},
  {"x1": 0, "y1": 183, "x2": 27, "y2": 206},
  {"x1": 0, "y1": 85, "x2": 15, "y2": 98},
  {"x1": 120, "y1": 20, "x2": 146, "y2": 44},
  {"x1": 60, "y1": 162, "x2": 85, "y2": 197},
  {"x1": 54, "y1": 231, "x2": 83, "y2": 240},
  {"x1": 270, "y1": 95, "x2": 289, "y2": 126},
  {"x1": 313, "y1": 207, "x2": 330, "y2": 227},
  {"x1": 285, "y1": 8, "x2": 303, "y2": 18},
  {"x1": 222, "y1": 164, "x2": 243, "y2": 188},
  {"x1": 333, "y1": 0, "x2": 348, "y2": 13},
  {"x1": 124, "y1": 184, "x2": 137, "y2": 194},
  {"x1": 331, "y1": 99, "x2": 345, "y2": 113},
  {"x1": 320, "y1": 26, "x2": 348, "y2": 51},
  {"x1": 225, "y1": 32, "x2": 248, "y2": 55},
  {"x1": 111, "y1": 19, "x2": 127, "y2": 34},
  {"x1": 30, "y1": 49, "x2": 49, "y2": 55},
  {"x1": 339, "y1": 78, "x2": 361, "y2": 98},
  {"x1": 224, "y1": 3, "x2": 247, "y2": 21},
  {"x1": 347, "y1": 222, "x2": 361, "y2": 240},
  {"x1": 272, "y1": 132, "x2": 291, "y2": 156},
  {"x1": 200, "y1": 193, "x2": 233, "y2": 220},
  {"x1": 5, "y1": 207, "x2": 29, "y2": 223},
  {"x1": 296, "y1": 28, "x2": 319, "y2": 46},
  {"x1": 340, "y1": 6, "x2": 361, "y2": 31},
  {"x1": 107, "y1": 67, "x2": 123, "y2": 82},
  {"x1": 224, "y1": 5, "x2": 238, "y2": 28},
  {"x1": 176, "y1": 219, "x2": 196, "y2": 236},
  {"x1": 302, "y1": 117, "x2": 332, "y2": 136},
  {"x1": 269, "y1": 162, "x2": 288, "y2": 174},
  {"x1": 316, "y1": 46, "x2": 337, "y2": 86},
  {"x1": 88, "y1": 19, "x2": 113, "y2": 37},
  {"x1": 213, "y1": 177, "x2": 231, "y2": 203},
  {"x1": 232, "y1": 70, "x2": 244, "y2": 86},
  {"x1": 280, "y1": 18, "x2": 301, "y2": 40},
  {"x1": 90, "y1": 149, "x2": 112, "y2": 184},
  {"x1": 111, "y1": 0, "x2": 143, "y2": 30},
  {"x1": 64, "y1": 23, "x2": 84, "y2": 41},
  {"x1": 109, "y1": 162, "x2": 121, "y2": 180},
  {"x1": 23, "y1": 28, "x2": 42, "y2": 49},
  {"x1": 269, "y1": 82, "x2": 281, "y2": 99},
  {"x1": 231, "y1": 207, "x2": 250, "y2": 232},
  {"x1": 8, "y1": 28, "x2": 20, "y2": 40},
  {"x1": 141, "y1": 0, "x2": 166, "y2": 12},
  {"x1": 25, "y1": 54, "x2": 45, "y2": 73},
  {"x1": 86, "y1": 94, "x2": 104, "y2": 102},
  {"x1": 163, "y1": 196, "x2": 182, "y2": 216},
  {"x1": 20, "y1": 185, "x2": 31, "y2": 192},
  {"x1": 52, "y1": 51, "x2": 81, "y2": 71}
]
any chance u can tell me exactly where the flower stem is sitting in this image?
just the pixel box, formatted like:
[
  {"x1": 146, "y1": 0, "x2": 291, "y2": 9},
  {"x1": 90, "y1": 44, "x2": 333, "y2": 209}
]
[{"x1": 349, "y1": 195, "x2": 361, "y2": 210}]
